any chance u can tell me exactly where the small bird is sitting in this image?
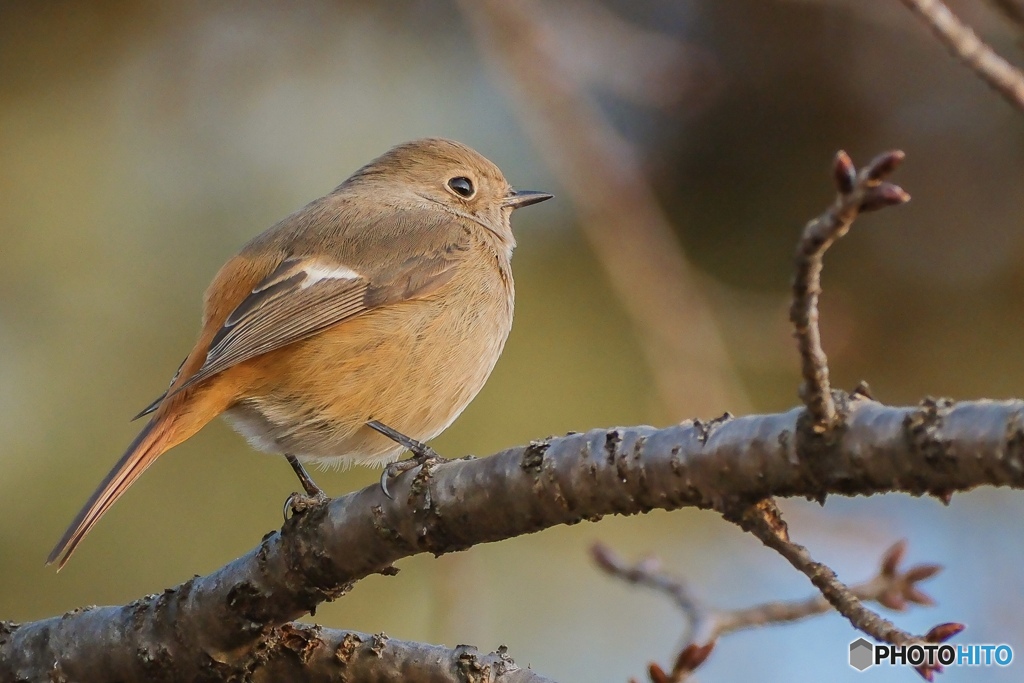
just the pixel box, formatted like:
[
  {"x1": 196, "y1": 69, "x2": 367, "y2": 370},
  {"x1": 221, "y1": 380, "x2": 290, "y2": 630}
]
[{"x1": 47, "y1": 138, "x2": 551, "y2": 569}]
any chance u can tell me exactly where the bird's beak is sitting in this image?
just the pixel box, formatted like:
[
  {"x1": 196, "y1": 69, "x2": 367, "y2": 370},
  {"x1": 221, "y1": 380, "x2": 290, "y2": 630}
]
[{"x1": 503, "y1": 189, "x2": 553, "y2": 209}]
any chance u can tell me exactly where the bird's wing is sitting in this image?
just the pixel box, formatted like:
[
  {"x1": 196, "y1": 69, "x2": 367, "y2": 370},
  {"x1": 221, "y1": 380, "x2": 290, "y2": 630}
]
[
  {"x1": 169, "y1": 209, "x2": 475, "y2": 396},
  {"x1": 131, "y1": 356, "x2": 186, "y2": 420}
]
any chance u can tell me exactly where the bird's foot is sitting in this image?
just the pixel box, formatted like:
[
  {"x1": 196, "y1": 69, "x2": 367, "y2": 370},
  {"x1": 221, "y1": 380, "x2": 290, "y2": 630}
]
[
  {"x1": 367, "y1": 420, "x2": 449, "y2": 499},
  {"x1": 283, "y1": 490, "x2": 330, "y2": 520},
  {"x1": 283, "y1": 453, "x2": 330, "y2": 520}
]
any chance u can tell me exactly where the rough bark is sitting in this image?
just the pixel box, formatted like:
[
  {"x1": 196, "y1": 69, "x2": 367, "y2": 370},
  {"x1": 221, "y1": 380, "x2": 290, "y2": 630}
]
[{"x1": 4, "y1": 395, "x2": 1024, "y2": 680}]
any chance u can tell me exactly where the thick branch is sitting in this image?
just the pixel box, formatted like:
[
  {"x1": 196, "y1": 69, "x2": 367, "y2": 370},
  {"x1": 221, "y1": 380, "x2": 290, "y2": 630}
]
[
  {"x1": 900, "y1": 0, "x2": 1024, "y2": 112},
  {"x1": 1, "y1": 619, "x2": 551, "y2": 683},
  {"x1": 5, "y1": 396, "x2": 1024, "y2": 679},
  {"x1": 251, "y1": 627, "x2": 554, "y2": 683}
]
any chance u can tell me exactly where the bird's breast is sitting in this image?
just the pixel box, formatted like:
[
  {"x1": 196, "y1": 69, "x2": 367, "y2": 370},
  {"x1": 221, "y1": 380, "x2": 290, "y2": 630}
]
[{"x1": 222, "y1": 251, "x2": 514, "y2": 466}]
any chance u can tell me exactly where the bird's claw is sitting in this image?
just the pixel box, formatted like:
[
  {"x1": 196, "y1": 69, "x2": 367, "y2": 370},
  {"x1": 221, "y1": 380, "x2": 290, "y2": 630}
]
[
  {"x1": 378, "y1": 451, "x2": 449, "y2": 499},
  {"x1": 283, "y1": 491, "x2": 330, "y2": 520},
  {"x1": 368, "y1": 419, "x2": 449, "y2": 499}
]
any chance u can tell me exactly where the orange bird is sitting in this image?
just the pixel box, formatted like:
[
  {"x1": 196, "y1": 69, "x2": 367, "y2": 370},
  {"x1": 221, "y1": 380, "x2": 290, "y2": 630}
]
[{"x1": 47, "y1": 138, "x2": 551, "y2": 569}]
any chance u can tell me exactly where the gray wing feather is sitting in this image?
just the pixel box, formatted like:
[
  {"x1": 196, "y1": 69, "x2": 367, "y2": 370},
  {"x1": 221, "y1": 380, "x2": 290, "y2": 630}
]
[
  {"x1": 175, "y1": 260, "x2": 369, "y2": 393},
  {"x1": 166, "y1": 211, "x2": 474, "y2": 397}
]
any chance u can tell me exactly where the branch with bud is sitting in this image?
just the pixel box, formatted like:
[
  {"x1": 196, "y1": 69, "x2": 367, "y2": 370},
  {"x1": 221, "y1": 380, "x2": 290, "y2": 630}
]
[
  {"x1": 790, "y1": 149, "x2": 909, "y2": 430},
  {"x1": 594, "y1": 540, "x2": 947, "y2": 682},
  {"x1": 3, "y1": 151, "x2": 1020, "y2": 681}
]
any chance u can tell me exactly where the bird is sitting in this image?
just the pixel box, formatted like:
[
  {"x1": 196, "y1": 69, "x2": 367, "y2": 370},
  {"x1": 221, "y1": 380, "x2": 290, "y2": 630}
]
[{"x1": 47, "y1": 137, "x2": 552, "y2": 569}]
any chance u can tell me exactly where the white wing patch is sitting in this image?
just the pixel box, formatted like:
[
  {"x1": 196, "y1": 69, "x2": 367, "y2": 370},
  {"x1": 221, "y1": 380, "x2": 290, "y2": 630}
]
[
  {"x1": 250, "y1": 260, "x2": 362, "y2": 296},
  {"x1": 300, "y1": 263, "x2": 362, "y2": 289}
]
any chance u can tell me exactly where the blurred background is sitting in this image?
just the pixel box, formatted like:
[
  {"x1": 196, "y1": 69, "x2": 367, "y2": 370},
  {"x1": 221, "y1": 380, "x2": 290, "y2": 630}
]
[{"x1": 2, "y1": 1, "x2": 1023, "y2": 680}]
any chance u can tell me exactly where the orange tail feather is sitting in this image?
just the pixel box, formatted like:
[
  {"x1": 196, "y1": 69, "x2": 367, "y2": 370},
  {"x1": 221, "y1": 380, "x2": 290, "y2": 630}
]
[{"x1": 48, "y1": 412, "x2": 193, "y2": 570}]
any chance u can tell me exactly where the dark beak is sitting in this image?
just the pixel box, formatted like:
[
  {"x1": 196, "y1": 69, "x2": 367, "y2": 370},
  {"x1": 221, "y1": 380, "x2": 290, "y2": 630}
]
[{"x1": 504, "y1": 190, "x2": 553, "y2": 209}]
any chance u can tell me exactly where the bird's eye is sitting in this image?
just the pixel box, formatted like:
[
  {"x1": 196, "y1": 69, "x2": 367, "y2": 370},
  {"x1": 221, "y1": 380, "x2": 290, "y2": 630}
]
[{"x1": 447, "y1": 176, "x2": 475, "y2": 198}]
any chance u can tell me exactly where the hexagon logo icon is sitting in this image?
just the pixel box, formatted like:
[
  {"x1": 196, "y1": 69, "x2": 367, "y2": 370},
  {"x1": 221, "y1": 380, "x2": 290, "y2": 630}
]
[{"x1": 849, "y1": 638, "x2": 874, "y2": 671}]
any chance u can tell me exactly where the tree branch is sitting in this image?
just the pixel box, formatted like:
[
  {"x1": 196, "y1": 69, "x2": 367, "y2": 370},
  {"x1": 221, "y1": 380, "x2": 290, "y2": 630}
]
[
  {"x1": 2, "y1": 1, "x2": 1017, "y2": 677},
  {"x1": 594, "y1": 540, "x2": 943, "y2": 682},
  {"x1": 790, "y1": 150, "x2": 909, "y2": 430},
  {"x1": 722, "y1": 500, "x2": 963, "y2": 681},
  {"x1": 5, "y1": 395, "x2": 1024, "y2": 679},
  {"x1": 899, "y1": 0, "x2": 1024, "y2": 112},
  {"x1": 1, "y1": 618, "x2": 552, "y2": 683}
]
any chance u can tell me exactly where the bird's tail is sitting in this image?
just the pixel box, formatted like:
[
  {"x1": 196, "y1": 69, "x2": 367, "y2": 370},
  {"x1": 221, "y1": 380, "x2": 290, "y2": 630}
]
[{"x1": 46, "y1": 411, "x2": 199, "y2": 570}]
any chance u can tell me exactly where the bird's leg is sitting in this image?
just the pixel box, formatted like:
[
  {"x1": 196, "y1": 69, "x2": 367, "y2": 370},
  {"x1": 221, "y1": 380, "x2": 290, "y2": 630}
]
[
  {"x1": 283, "y1": 454, "x2": 329, "y2": 519},
  {"x1": 367, "y1": 419, "x2": 448, "y2": 499},
  {"x1": 367, "y1": 420, "x2": 441, "y2": 460},
  {"x1": 287, "y1": 454, "x2": 324, "y2": 496}
]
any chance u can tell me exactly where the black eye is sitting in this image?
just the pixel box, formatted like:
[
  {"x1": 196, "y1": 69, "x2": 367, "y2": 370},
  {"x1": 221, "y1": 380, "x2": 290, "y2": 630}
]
[{"x1": 447, "y1": 176, "x2": 475, "y2": 198}]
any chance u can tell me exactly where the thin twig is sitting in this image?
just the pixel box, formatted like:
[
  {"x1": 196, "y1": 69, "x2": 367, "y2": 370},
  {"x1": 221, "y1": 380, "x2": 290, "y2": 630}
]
[
  {"x1": 790, "y1": 150, "x2": 909, "y2": 430},
  {"x1": 594, "y1": 539, "x2": 943, "y2": 681},
  {"x1": 724, "y1": 501, "x2": 963, "y2": 681},
  {"x1": 771, "y1": 147, "x2": 964, "y2": 679},
  {"x1": 900, "y1": 0, "x2": 1024, "y2": 112},
  {"x1": 591, "y1": 545, "x2": 708, "y2": 645},
  {"x1": 714, "y1": 539, "x2": 939, "y2": 629},
  {"x1": 747, "y1": 499, "x2": 919, "y2": 637}
]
